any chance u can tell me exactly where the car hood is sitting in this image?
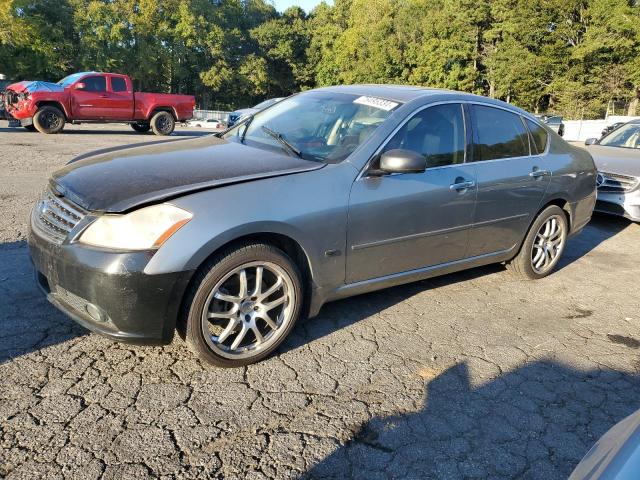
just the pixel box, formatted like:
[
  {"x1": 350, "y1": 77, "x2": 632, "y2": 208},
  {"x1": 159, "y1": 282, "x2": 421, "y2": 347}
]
[
  {"x1": 51, "y1": 136, "x2": 324, "y2": 213},
  {"x1": 7, "y1": 80, "x2": 65, "y2": 94},
  {"x1": 587, "y1": 145, "x2": 640, "y2": 176}
]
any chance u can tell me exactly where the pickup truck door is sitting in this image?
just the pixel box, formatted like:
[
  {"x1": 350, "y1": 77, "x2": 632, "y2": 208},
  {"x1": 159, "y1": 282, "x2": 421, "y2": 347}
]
[
  {"x1": 106, "y1": 76, "x2": 135, "y2": 120},
  {"x1": 71, "y1": 76, "x2": 111, "y2": 119}
]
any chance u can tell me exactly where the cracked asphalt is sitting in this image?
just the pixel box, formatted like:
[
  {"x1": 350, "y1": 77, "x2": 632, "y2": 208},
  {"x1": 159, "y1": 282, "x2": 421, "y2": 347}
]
[{"x1": 1, "y1": 123, "x2": 640, "y2": 479}]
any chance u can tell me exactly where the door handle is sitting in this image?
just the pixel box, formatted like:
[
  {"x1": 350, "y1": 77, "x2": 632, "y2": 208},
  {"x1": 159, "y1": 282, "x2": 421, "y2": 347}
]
[
  {"x1": 529, "y1": 169, "x2": 551, "y2": 178},
  {"x1": 99, "y1": 94, "x2": 109, "y2": 98},
  {"x1": 449, "y1": 180, "x2": 475, "y2": 191}
]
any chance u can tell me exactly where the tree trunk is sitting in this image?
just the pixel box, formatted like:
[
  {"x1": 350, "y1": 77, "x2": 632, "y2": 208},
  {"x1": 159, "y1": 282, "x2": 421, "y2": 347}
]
[{"x1": 627, "y1": 89, "x2": 639, "y2": 116}]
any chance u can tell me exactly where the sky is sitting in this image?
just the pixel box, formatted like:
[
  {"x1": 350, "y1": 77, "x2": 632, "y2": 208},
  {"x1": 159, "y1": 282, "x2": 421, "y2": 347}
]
[{"x1": 272, "y1": 0, "x2": 332, "y2": 13}]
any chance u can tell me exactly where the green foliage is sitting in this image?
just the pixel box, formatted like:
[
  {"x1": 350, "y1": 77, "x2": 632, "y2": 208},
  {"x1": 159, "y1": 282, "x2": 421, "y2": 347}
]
[{"x1": 0, "y1": 0, "x2": 638, "y2": 117}]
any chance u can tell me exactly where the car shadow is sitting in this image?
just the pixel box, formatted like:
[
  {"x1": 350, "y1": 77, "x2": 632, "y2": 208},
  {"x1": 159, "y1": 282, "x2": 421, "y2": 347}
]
[
  {"x1": 0, "y1": 241, "x2": 86, "y2": 364},
  {"x1": 302, "y1": 360, "x2": 640, "y2": 479},
  {"x1": 283, "y1": 214, "x2": 631, "y2": 354}
]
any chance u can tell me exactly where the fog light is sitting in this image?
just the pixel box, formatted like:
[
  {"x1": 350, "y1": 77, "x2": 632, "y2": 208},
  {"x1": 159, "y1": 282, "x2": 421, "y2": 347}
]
[{"x1": 86, "y1": 303, "x2": 107, "y2": 323}]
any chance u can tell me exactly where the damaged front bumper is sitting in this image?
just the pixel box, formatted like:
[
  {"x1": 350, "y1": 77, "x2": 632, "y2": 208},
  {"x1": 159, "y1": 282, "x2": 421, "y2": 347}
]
[{"x1": 2, "y1": 88, "x2": 35, "y2": 122}]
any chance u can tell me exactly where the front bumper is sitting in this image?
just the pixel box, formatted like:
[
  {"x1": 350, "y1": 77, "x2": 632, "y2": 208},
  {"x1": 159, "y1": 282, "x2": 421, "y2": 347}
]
[
  {"x1": 28, "y1": 223, "x2": 194, "y2": 345},
  {"x1": 595, "y1": 190, "x2": 640, "y2": 222}
]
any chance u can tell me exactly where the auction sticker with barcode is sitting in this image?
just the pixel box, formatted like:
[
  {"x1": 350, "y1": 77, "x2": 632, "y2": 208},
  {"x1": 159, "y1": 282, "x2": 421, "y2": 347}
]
[{"x1": 353, "y1": 96, "x2": 399, "y2": 111}]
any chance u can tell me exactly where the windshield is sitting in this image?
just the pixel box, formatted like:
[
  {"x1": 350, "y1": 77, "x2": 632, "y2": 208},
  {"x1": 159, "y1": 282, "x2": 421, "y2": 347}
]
[
  {"x1": 223, "y1": 91, "x2": 399, "y2": 163},
  {"x1": 57, "y1": 73, "x2": 86, "y2": 87},
  {"x1": 600, "y1": 123, "x2": 640, "y2": 149}
]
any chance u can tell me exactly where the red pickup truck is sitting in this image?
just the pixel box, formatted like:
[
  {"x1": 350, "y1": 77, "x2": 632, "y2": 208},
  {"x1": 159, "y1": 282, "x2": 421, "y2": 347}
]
[{"x1": 2, "y1": 72, "x2": 195, "y2": 135}]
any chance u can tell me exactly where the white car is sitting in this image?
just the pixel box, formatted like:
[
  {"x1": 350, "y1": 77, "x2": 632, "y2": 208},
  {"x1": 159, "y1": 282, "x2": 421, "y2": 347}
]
[{"x1": 187, "y1": 118, "x2": 225, "y2": 129}]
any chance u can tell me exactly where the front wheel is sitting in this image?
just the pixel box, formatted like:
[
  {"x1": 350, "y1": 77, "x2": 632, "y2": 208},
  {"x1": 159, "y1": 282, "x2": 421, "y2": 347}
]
[
  {"x1": 507, "y1": 205, "x2": 568, "y2": 280},
  {"x1": 150, "y1": 111, "x2": 175, "y2": 136},
  {"x1": 183, "y1": 243, "x2": 303, "y2": 367},
  {"x1": 33, "y1": 106, "x2": 65, "y2": 134}
]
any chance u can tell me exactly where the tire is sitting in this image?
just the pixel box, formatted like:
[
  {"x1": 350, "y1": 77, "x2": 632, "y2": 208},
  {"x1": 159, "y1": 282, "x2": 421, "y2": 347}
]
[
  {"x1": 507, "y1": 205, "x2": 568, "y2": 280},
  {"x1": 23, "y1": 124, "x2": 37, "y2": 132},
  {"x1": 33, "y1": 106, "x2": 65, "y2": 134},
  {"x1": 131, "y1": 122, "x2": 151, "y2": 133},
  {"x1": 183, "y1": 243, "x2": 303, "y2": 367},
  {"x1": 150, "y1": 111, "x2": 175, "y2": 136}
]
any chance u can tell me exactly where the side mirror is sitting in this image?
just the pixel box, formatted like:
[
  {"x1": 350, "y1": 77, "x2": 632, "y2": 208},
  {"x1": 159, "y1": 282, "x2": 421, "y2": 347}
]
[
  {"x1": 74, "y1": 82, "x2": 86, "y2": 90},
  {"x1": 585, "y1": 138, "x2": 598, "y2": 146},
  {"x1": 378, "y1": 149, "x2": 427, "y2": 174}
]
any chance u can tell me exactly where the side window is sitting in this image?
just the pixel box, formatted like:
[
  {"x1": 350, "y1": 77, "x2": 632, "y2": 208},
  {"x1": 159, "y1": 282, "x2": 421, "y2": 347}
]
[
  {"x1": 111, "y1": 77, "x2": 127, "y2": 92},
  {"x1": 382, "y1": 103, "x2": 465, "y2": 168},
  {"x1": 525, "y1": 118, "x2": 549, "y2": 154},
  {"x1": 81, "y1": 76, "x2": 106, "y2": 92},
  {"x1": 472, "y1": 105, "x2": 530, "y2": 161}
]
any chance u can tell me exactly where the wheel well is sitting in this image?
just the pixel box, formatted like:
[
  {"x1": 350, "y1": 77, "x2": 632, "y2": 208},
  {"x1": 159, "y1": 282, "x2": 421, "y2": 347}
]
[
  {"x1": 150, "y1": 107, "x2": 177, "y2": 121},
  {"x1": 176, "y1": 232, "x2": 314, "y2": 336},
  {"x1": 541, "y1": 198, "x2": 571, "y2": 227},
  {"x1": 35, "y1": 101, "x2": 67, "y2": 119}
]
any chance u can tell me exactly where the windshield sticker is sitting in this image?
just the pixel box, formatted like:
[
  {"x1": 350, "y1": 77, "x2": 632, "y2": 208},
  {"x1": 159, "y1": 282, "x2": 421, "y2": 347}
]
[{"x1": 353, "y1": 96, "x2": 399, "y2": 111}]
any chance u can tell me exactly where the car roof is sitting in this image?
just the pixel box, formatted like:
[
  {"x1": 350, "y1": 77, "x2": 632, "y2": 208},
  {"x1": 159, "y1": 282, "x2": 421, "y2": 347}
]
[
  {"x1": 314, "y1": 84, "x2": 449, "y2": 103},
  {"x1": 313, "y1": 84, "x2": 535, "y2": 118}
]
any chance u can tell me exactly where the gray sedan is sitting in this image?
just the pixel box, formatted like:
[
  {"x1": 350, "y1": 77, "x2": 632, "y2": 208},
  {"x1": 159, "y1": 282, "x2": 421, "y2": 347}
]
[
  {"x1": 585, "y1": 120, "x2": 640, "y2": 222},
  {"x1": 28, "y1": 85, "x2": 596, "y2": 367}
]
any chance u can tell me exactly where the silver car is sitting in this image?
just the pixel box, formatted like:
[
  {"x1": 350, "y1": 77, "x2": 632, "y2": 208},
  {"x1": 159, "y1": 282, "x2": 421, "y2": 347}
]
[
  {"x1": 227, "y1": 97, "x2": 285, "y2": 127},
  {"x1": 585, "y1": 119, "x2": 640, "y2": 221},
  {"x1": 28, "y1": 85, "x2": 596, "y2": 367}
]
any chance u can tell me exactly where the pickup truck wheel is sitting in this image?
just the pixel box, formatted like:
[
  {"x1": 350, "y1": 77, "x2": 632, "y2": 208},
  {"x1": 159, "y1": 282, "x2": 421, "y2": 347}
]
[
  {"x1": 131, "y1": 122, "x2": 151, "y2": 133},
  {"x1": 150, "y1": 111, "x2": 175, "y2": 136},
  {"x1": 33, "y1": 106, "x2": 65, "y2": 134}
]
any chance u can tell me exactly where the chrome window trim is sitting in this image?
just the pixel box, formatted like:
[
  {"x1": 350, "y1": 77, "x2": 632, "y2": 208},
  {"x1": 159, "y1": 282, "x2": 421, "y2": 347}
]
[
  {"x1": 358, "y1": 99, "x2": 548, "y2": 180},
  {"x1": 467, "y1": 102, "x2": 540, "y2": 162},
  {"x1": 522, "y1": 116, "x2": 550, "y2": 157},
  {"x1": 358, "y1": 100, "x2": 468, "y2": 180}
]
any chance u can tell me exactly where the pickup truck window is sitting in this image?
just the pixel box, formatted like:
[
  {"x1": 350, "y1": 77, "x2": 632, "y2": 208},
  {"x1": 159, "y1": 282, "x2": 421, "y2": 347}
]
[
  {"x1": 81, "y1": 76, "x2": 106, "y2": 92},
  {"x1": 111, "y1": 77, "x2": 127, "y2": 92}
]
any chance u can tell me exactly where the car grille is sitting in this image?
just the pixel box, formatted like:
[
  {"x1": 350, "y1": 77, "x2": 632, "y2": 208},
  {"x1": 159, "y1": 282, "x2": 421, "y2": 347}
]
[
  {"x1": 32, "y1": 188, "x2": 86, "y2": 243},
  {"x1": 597, "y1": 172, "x2": 639, "y2": 193}
]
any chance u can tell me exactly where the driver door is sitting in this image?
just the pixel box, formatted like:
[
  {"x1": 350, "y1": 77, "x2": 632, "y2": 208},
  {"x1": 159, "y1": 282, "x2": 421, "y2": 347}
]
[
  {"x1": 70, "y1": 76, "x2": 111, "y2": 119},
  {"x1": 346, "y1": 103, "x2": 477, "y2": 283}
]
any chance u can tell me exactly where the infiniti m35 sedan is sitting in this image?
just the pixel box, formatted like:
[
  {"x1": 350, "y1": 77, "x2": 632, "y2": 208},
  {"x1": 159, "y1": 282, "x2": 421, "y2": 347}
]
[{"x1": 29, "y1": 85, "x2": 597, "y2": 367}]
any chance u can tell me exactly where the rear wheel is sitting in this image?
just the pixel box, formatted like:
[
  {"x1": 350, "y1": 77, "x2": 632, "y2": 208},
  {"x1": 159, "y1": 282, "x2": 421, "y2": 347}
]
[
  {"x1": 131, "y1": 122, "x2": 151, "y2": 133},
  {"x1": 183, "y1": 243, "x2": 303, "y2": 367},
  {"x1": 507, "y1": 205, "x2": 568, "y2": 280},
  {"x1": 150, "y1": 111, "x2": 175, "y2": 136},
  {"x1": 33, "y1": 106, "x2": 65, "y2": 134}
]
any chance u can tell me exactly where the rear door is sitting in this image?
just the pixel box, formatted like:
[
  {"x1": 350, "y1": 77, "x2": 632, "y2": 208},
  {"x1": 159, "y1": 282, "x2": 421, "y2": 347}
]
[
  {"x1": 466, "y1": 104, "x2": 551, "y2": 257},
  {"x1": 346, "y1": 103, "x2": 477, "y2": 283},
  {"x1": 106, "y1": 75, "x2": 134, "y2": 120},
  {"x1": 70, "y1": 75, "x2": 111, "y2": 119}
]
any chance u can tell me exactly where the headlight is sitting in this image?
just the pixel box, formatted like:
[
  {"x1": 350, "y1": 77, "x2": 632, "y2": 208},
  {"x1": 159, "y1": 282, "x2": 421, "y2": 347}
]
[{"x1": 79, "y1": 204, "x2": 192, "y2": 250}]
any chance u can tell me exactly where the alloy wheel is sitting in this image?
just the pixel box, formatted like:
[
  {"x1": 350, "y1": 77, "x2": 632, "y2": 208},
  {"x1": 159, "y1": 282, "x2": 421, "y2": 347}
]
[
  {"x1": 531, "y1": 214, "x2": 565, "y2": 274},
  {"x1": 201, "y1": 261, "x2": 295, "y2": 359}
]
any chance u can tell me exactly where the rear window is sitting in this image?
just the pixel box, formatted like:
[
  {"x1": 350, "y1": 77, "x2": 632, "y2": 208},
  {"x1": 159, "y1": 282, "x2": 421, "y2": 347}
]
[
  {"x1": 111, "y1": 77, "x2": 127, "y2": 92},
  {"x1": 472, "y1": 105, "x2": 530, "y2": 161},
  {"x1": 526, "y1": 119, "x2": 549, "y2": 154}
]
